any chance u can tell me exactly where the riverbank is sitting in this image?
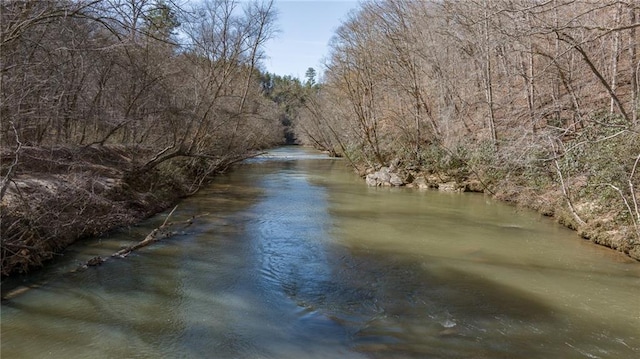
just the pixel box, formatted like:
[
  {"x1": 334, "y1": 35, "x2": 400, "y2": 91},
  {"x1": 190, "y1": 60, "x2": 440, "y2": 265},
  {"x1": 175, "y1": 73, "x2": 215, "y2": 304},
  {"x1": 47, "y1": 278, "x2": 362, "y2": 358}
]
[
  {"x1": 3, "y1": 145, "x2": 638, "y2": 358},
  {"x1": 2, "y1": 144, "x2": 637, "y2": 278},
  {"x1": 0, "y1": 145, "x2": 243, "y2": 277},
  {"x1": 363, "y1": 163, "x2": 640, "y2": 261}
]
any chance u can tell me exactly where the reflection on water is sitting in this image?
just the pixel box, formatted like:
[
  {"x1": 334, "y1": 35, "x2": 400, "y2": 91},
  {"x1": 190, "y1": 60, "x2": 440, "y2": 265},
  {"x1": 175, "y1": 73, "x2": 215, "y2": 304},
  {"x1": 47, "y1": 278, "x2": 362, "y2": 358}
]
[{"x1": 2, "y1": 146, "x2": 639, "y2": 359}]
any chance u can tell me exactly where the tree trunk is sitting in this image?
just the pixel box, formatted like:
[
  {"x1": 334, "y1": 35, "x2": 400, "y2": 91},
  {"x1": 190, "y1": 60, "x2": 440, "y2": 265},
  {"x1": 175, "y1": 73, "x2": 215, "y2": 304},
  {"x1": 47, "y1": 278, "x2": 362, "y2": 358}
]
[
  {"x1": 610, "y1": 1, "x2": 622, "y2": 114},
  {"x1": 630, "y1": 5, "x2": 638, "y2": 124},
  {"x1": 483, "y1": 0, "x2": 497, "y2": 148}
]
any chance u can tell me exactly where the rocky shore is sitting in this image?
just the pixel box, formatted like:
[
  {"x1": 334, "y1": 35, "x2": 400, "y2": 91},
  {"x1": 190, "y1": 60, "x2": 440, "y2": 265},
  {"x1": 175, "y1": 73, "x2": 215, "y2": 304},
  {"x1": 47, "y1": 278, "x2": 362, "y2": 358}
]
[{"x1": 365, "y1": 165, "x2": 483, "y2": 193}]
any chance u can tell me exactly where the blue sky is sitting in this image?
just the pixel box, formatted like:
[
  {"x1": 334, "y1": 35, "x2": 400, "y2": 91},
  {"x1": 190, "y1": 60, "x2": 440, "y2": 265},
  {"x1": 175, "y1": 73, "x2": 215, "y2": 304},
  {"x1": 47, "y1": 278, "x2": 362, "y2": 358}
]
[{"x1": 263, "y1": 0, "x2": 359, "y2": 80}]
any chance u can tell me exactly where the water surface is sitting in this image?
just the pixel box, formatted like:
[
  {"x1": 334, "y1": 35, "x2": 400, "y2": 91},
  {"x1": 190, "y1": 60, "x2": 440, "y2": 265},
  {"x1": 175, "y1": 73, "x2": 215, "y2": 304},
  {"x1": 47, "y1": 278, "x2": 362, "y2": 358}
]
[{"x1": 2, "y1": 146, "x2": 639, "y2": 358}]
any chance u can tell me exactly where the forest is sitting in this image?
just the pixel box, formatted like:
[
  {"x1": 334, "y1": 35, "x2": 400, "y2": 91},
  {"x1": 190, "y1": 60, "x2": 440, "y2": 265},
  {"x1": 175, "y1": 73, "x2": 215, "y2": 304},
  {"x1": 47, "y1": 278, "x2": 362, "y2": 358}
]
[
  {"x1": 1, "y1": 0, "x2": 639, "y2": 276},
  {"x1": 288, "y1": 0, "x2": 640, "y2": 260},
  {"x1": 0, "y1": 0, "x2": 284, "y2": 275}
]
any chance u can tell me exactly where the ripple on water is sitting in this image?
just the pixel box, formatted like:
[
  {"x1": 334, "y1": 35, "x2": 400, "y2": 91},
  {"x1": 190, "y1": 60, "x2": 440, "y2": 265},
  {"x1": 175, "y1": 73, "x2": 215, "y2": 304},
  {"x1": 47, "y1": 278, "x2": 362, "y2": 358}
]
[{"x1": 2, "y1": 147, "x2": 639, "y2": 359}]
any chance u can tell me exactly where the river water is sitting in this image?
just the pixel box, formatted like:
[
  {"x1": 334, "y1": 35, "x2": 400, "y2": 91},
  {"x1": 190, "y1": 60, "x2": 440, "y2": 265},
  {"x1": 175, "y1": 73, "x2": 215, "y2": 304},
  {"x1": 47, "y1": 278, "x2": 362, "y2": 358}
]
[{"x1": 1, "y1": 146, "x2": 639, "y2": 358}]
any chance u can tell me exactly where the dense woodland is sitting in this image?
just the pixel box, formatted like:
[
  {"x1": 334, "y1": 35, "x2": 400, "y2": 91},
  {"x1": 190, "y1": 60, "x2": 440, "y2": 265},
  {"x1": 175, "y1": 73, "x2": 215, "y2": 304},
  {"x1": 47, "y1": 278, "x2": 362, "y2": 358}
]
[
  {"x1": 1, "y1": 0, "x2": 639, "y2": 275},
  {"x1": 283, "y1": 0, "x2": 640, "y2": 259},
  {"x1": 0, "y1": 0, "x2": 284, "y2": 275},
  {"x1": 1, "y1": 0, "x2": 283, "y2": 164}
]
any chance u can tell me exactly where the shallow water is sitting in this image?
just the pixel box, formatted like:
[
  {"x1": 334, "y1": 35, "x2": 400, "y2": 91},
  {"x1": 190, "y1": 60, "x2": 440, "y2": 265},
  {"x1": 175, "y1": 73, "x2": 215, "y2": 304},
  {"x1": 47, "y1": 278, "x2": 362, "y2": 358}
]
[{"x1": 2, "y1": 146, "x2": 639, "y2": 358}]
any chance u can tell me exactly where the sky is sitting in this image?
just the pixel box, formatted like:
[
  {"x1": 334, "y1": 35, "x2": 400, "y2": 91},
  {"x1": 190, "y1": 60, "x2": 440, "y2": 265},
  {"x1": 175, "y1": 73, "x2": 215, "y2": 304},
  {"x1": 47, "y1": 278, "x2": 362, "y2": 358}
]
[{"x1": 263, "y1": 0, "x2": 359, "y2": 80}]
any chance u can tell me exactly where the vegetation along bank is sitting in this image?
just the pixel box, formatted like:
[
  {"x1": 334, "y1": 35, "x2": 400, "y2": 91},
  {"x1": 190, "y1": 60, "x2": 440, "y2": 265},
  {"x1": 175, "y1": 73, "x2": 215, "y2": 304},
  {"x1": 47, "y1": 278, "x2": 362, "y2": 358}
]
[
  {"x1": 2, "y1": 0, "x2": 639, "y2": 277},
  {"x1": 279, "y1": 0, "x2": 640, "y2": 260},
  {"x1": 1, "y1": 0, "x2": 285, "y2": 276}
]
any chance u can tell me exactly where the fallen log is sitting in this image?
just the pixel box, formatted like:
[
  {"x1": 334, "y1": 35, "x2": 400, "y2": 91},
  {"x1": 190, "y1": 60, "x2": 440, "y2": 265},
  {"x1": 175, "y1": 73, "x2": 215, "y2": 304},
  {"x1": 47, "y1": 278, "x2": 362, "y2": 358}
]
[
  {"x1": 76, "y1": 205, "x2": 199, "y2": 270},
  {"x1": 112, "y1": 205, "x2": 182, "y2": 258},
  {"x1": 3, "y1": 207, "x2": 202, "y2": 300}
]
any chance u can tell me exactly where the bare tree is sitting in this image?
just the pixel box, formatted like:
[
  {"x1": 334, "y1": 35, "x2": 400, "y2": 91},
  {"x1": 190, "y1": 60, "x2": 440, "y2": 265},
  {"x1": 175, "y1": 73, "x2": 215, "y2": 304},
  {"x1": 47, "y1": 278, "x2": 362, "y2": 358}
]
[{"x1": 299, "y1": 0, "x2": 640, "y2": 258}]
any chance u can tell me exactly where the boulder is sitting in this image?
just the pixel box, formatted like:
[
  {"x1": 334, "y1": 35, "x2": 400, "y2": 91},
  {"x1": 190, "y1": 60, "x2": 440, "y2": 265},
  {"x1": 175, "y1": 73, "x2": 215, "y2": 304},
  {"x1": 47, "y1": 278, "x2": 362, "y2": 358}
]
[
  {"x1": 365, "y1": 174, "x2": 379, "y2": 187},
  {"x1": 438, "y1": 182, "x2": 463, "y2": 192},
  {"x1": 389, "y1": 173, "x2": 404, "y2": 186},
  {"x1": 412, "y1": 176, "x2": 429, "y2": 189},
  {"x1": 377, "y1": 167, "x2": 391, "y2": 182},
  {"x1": 365, "y1": 166, "x2": 406, "y2": 187}
]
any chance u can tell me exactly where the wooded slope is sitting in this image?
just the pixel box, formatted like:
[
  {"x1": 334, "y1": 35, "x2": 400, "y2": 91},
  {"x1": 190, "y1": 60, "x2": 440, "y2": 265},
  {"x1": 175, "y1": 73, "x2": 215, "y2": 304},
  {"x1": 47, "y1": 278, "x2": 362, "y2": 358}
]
[
  {"x1": 291, "y1": 0, "x2": 640, "y2": 259},
  {"x1": 0, "y1": 0, "x2": 285, "y2": 275}
]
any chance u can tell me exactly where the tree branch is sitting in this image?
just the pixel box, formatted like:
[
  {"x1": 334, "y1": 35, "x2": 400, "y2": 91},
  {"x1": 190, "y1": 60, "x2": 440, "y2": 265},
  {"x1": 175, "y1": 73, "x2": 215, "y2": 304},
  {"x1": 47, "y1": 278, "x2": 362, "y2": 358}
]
[{"x1": 1, "y1": 122, "x2": 22, "y2": 202}]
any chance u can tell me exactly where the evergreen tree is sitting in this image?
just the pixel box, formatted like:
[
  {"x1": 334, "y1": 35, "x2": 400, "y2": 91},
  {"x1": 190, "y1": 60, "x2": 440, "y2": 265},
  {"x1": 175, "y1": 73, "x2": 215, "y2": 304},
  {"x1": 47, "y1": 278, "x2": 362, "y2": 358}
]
[
  {"x1": 305, "y1": 67, "x2": 317, "y2": 87},
  {"x1": 145, "y1": 0, "x2": 180, "y2": 41}
]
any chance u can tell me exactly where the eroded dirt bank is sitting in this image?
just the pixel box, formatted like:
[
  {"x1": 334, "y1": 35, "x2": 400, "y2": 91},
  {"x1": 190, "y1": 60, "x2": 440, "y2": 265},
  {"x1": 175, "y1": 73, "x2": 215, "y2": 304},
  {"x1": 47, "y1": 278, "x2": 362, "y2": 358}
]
[{"x1": 0, "y1": 145, "x2": 227, "y2": 277}]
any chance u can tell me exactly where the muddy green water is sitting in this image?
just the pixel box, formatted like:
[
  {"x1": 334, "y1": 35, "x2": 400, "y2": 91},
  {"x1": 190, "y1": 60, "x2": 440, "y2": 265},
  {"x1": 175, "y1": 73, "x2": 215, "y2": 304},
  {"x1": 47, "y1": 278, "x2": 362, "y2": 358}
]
[{"x1": 1, "y1": 147, "x2": 639, "y2": 358}]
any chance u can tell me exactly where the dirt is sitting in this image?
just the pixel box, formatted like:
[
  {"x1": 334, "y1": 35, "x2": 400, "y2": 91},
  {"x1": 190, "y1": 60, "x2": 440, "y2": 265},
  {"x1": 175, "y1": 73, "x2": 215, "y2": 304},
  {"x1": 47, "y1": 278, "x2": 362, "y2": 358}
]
[{"x1": 0, "y1": 145, "x2": 188, "y2": 277}]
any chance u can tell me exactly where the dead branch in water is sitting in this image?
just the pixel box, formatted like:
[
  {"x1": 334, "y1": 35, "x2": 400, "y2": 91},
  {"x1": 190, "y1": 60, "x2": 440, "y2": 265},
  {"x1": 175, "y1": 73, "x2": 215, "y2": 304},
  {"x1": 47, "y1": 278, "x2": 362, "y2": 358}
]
[
  {"x1": 112, "y1": 205, "x2": 181, "y2": 258},
  {"x1": 76, "y1": 205, "x2": 200, "y2": 270},
  {"x1": 3, "y1": 207, "x2": 205, "y2": 301}
]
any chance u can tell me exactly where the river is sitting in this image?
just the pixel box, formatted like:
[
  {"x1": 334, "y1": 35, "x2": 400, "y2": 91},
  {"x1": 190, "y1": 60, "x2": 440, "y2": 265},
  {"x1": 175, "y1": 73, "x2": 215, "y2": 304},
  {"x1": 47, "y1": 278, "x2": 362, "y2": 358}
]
[{"x1": 1, "y1": 146, "x2": 639, "y2": 358}]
